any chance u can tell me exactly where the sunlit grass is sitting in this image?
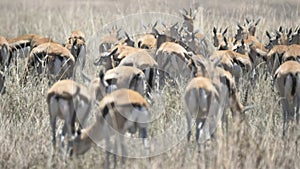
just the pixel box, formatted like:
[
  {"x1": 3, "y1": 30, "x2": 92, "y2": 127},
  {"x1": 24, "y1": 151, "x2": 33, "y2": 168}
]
[{"x1": 0, "y1": 0, "x2": 299, "y2": 168}]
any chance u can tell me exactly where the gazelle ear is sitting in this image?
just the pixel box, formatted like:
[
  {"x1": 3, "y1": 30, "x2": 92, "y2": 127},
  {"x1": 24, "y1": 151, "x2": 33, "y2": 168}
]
[
  {"x1": 152, "y1": 27, "x2": 160, "y2": 37},
  {"x1": 255, "y1": 18, "x2": 261, "y2": 26},
  {"x1": 245, "y1": 17, "x2": 250, "y2": 24},
  {"x1": 237, "y1": 23, "x2": 243, "y2": 29},
  {"x1": 278, "y1": 26, "x2": 283, "y2": 33},
  {"x1": 222, "y1": 28, "x2": 228, "y2": 35},
  {"x1": 288, "y1": 28, "x2": 292, "y2": 36},
  {"x1": 266, "y1": 31, "x2": 271, "y2": 39},
  {"x1": 275, "y1": 31, "x2": 281, "y2": 38},
  {"x1": 213, "y1": 27, "x2": 217, "y2": 34}
]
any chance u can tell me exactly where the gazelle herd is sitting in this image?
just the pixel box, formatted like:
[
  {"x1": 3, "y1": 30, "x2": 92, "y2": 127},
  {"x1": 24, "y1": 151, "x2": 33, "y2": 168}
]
[{"x1": 0, "y1": 7, "x2": 299, "y2": 169}]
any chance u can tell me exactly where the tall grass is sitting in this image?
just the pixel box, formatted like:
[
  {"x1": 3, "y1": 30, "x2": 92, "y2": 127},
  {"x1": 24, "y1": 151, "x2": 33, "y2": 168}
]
[{"x1": 0, "y1": 0, "x2": 299, "y2": 168}]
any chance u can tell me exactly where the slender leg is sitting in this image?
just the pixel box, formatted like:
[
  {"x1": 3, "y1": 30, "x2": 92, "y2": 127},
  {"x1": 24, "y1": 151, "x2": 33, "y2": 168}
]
[
  {"x1": 140, "y1": 128, "x2": 149, "y2": 156},
  {"x1": 295, "y1": 96, "x2": 300, "y2": 124},
  {"x1": 120, "y1": 135, "x2": 127, "y2": 166},
  {"x1": 50, "y1": 116, "x2": 57, "y2": 149},
  {"x1": 60, "y1": 123, "x2": 67, "y2": 149},
  {"x1": 282, "y1": 99, "x2": 289, "y2": 138},
  {"x1": 106, "y1": 135, "x2": 111, "y2": 169},
  {"x1": 113, "y1": 137, "x2": 118, "y2": 169},
  {"x1": 196, "y1": 119, "x2": 205, "y2": 143},
  {"x1": 186, "y1": 112, "x2": 192, "y2": 142}
]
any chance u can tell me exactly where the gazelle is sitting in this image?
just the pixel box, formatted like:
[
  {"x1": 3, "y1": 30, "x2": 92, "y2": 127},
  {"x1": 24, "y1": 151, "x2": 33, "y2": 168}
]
[
  {"x1": 244, "y1": 18, "x2": 261, "y2": 36},
  {"x1": 211, "y1": 49, "x2": 252, "y2": 86},
  {"x1": 154, "y1": 41, "x2": 194, "y2": 85},
  {"x1": 289, "y1": 26, "x2": 300, "y2": 45},
  {"x1": 274, "y1": 60, "x2": 300, "y2": 137},
  {"x1": 212, "y1": 27, "x2": 228, "y2": 50},
  {"x1": 99, "y1": 26, "x2": 122, "y2": 53},
  {"x1": 71, "y1": 89, "x2": 150, "y2": 169},
  {"x1": 65, "y1": 30, "x2": 87, "y2": 80},
  {"x1": 137, "y1": 22, "x2": 158, "y2": 49},
  {"x1": 118, "y1": 50, "x2": 158, "y2": 93},
  {"x1": 282, "y1": 44, "x2": 300, "y2": 63},
  {"x1": 184, "y1": 76, "x2": 222, "y2": 142},
  {"x1": 21, "y1": 42, "x2": 75, "y2": 84},
  {"x1": 47, "y1": 71, "x2": 108, "y2": 152},
  {"x1": 99, "y1": 28, "x2": 135, "y2": 53},
  {"x1": 104, "y1": 66, "x2": 147, "y2": 96},
  {"x1": 180, "y1": 8, "x2": 197, "y2": 32},
  {"x1": 137, "y1": 34, "x2": 157, "y2": 49},
  {"x1": 95, "y1": 44, "x2": 143, "y2": 70}
]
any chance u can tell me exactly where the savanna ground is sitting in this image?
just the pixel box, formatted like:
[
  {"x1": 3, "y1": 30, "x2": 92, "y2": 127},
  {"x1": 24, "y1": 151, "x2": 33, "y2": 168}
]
[{"x1": 0, "y1": 0, "x2": 300, "y2": 168}]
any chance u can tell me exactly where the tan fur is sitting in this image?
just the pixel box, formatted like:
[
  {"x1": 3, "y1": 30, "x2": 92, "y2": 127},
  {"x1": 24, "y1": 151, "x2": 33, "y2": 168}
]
[
  {"x1": 104, "y1": 66, "x2": 146, "y2": 95},
  {"x1": 8, "y1": 34, "x2": 52, "y2": 53},
  {"x1": 212, "y1": 27, "x2": 228, "y2": 50},
  {"x1": 215, "y1": 67, "x2": 244, "y2": 116},
  {"x1": 47, "y1": 78, "x2": 107, "y2": 149},
  {"x1": 65, "y1": 30, "x2": 86, "y2": 53},
  {"x1": 274, "y1": 61, "x2": 300, "y2": 136},
  {"x1": 214, "y1": 50, "x2": 252, "y2": 71},
  {"x1": 137, "y1": 34, "x2": 157, "y2": 49},
  {"x1": 265, "y1": 45, "x2": 289, "y2": 75},
  {"x1": 155, "y1": 41, "x2": 193, "y2": 80},
  {"x1": 7, "y1": 34, "x2": 39, "y2": 44},
  {"x1": 118, "y1": 50, "x2": 158, "y2": 69},
  {"x1": 244, "y1": 18, "x2": 260, "y2": 36},
  {"x1": 72, "y1": 89, "x2": 150, "y2": 169},
  {"x1": 64, "y1": 30, "x2": 86, "y2": 80},
  {"x1": 184, "y1": 76, "x2": 220, "y2": 142},
  {"x1": 157, "y1": 42, "x2": 188, "y2": 58},
  {"x1": 30, "y1": 36, "x2": 55, "y2": 49},
  {"x1": 282, "y1": 44, "x2": 300, "y2": 62},
  {"x1": 110, "y1": 44, "x2": 143, "y2": 60},
  {"x1": 99, "y1": 27, "x2": 121, "y2": 53},
  {"x1": 21, "y1": 42, "x2": 75, "y2": 83},
  {"x1": 99, "y1": 89, "x2": 149, "y2": 108}
]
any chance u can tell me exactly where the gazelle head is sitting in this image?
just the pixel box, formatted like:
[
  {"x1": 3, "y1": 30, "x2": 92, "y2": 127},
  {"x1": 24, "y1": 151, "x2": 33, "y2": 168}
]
[
  {"x1": 245, "y1": 18, "x2": 261, "y2": 36},
  {"x1": 235, "y1": 23, "x2": 249, "y2": 40},
  {"x1": 265, "y1": 31, "x2": 280, "y2": 50},
  {"x1": 66, "y1": 30, "x2": 86, "y2": 61},
  {"x1": 289, "y1": 26, "x2": 300, "y2": 45},
  {"x1": 277, "y1": 26, "x2": 292, "y2": 45},
  {"x1": 180, "y1": 8, "x2": 197, "y2": 32},
  {"x1": 213, "y1": 27, "x2": 228, "y2": 50}
]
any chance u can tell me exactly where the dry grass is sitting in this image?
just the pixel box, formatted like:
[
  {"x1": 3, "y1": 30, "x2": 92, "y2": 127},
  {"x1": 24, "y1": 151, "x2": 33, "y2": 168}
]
[{"x1": 0, "y1": 0, "x2": 300, "y2": 168}]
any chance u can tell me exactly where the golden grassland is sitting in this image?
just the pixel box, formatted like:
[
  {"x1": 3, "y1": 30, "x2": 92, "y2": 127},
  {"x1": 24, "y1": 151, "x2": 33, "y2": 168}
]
[{"x1": 0, "y1": 0, "x2": 299, "y2": 168}]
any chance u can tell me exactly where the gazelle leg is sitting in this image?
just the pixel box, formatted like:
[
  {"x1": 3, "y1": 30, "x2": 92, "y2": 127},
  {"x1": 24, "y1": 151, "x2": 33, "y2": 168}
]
[
  {"x1": 186, "y1": 112, "x2": 192, "y2": 142},
  {"x1": 113, "y1": 137, "x2": 118, "y2": 169},
  {"x1": 50, "y1": 115, "x2": 57, "y2": 149},
  {"x1": 196, "y1": 118, "x2": 205, "y2": 143},
  {"x1": 105, "y1": 135, "x2": 111, "y2": 169},
  {"x1": 282, "y1": 98, "x2": 289, "y2": 138}
]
